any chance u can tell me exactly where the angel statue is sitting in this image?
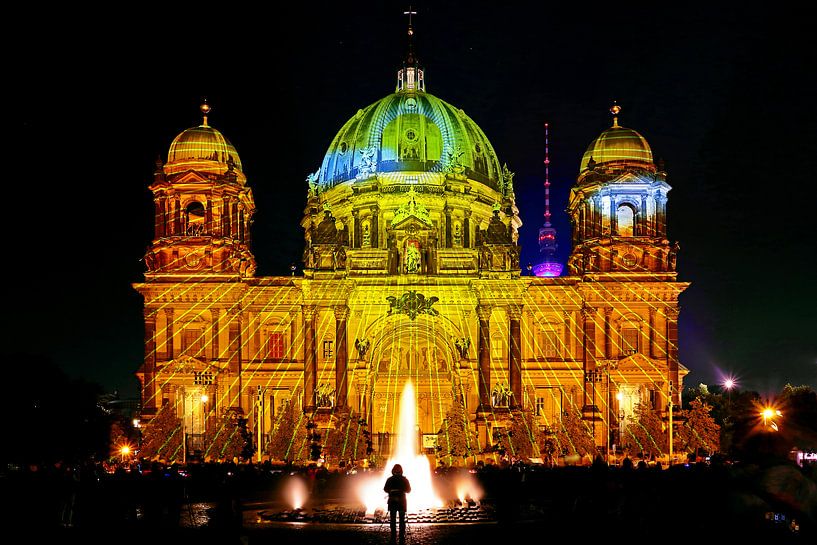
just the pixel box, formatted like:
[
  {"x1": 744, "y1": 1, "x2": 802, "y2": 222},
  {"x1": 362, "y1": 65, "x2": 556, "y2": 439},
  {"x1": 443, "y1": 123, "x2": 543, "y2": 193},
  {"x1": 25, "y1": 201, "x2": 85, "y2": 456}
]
[
  {"x1": 357, "y1": 146, "x2": 378, "y2": 178},
  {"x1": 454, "y1": 337, "x2": 470, "y2": 359},
  {"x1": 306, "y1": 170, "x2": 320, "y2": 197},
  {"x1": 354, "y1": 338, "x2": 371, "y2": 360},
  {"x1": 500, "y1": 164, "x2": 515, "y2": 197},
  {"x1": 445, "y1": 145, "x2": 465, "y2": 175}
]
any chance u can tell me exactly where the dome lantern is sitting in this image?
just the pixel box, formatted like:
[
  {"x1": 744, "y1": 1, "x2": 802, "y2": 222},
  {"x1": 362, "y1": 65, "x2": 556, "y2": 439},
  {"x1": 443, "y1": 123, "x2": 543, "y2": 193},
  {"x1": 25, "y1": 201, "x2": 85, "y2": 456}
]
[
  {"x1": 579, "y1": 103, "x2": 654, "y2": 175},
  {"x1": 164, "y1": 102, "x2": 244, "y2": 182}
]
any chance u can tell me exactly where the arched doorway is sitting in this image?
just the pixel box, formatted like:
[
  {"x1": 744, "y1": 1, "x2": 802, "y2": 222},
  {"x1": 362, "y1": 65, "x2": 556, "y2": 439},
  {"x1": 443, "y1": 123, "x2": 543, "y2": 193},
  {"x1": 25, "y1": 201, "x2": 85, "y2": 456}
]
[{"x1": 364, "y1": 315, "x2": 461, "y2": 455}]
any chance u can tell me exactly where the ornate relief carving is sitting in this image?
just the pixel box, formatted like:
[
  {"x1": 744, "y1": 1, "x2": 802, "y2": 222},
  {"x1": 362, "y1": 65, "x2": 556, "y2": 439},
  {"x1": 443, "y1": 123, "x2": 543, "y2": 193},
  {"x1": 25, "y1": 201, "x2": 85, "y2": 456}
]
[{"x1": 386, "y1": 291, "x2": 439, "y2": 320}]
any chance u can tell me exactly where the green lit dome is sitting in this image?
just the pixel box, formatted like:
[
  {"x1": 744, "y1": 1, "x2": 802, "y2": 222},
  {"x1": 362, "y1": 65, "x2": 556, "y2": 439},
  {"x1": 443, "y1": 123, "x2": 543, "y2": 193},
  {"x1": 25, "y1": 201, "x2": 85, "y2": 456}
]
[
  {"x1": 580, "y1": 125, "x2": 654, "y2": 174},
  {"x1": 165, "y1": 124, "x2": 243, "y2": 178},
  {"x1": 320, "y1": 92, "x2": 502, "y2": 188}
]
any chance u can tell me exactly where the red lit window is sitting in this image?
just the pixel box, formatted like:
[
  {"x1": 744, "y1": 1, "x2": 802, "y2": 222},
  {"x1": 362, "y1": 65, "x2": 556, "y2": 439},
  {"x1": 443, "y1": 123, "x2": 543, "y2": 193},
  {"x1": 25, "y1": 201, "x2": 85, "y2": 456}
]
[{"x1": 267, "y1": 333, "x2": 284, "y2": 359}]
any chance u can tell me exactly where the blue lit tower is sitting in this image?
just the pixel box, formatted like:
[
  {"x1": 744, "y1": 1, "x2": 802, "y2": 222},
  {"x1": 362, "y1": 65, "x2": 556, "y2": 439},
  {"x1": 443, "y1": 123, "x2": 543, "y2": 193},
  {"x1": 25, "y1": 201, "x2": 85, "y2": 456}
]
[
  {"x1": 567, "y1": 103, "x2": 677, "y2": 275},
  {"x1": 532, "y1": 123, "x2": 564, "y2": 277}
]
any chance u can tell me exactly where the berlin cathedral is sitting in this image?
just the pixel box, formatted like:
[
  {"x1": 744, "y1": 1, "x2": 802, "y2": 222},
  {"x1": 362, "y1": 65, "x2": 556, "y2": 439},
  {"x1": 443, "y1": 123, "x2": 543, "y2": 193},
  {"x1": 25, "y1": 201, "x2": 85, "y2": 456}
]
[{"x1": 135, "y1": 32, "x2": 687, "y2": 459}]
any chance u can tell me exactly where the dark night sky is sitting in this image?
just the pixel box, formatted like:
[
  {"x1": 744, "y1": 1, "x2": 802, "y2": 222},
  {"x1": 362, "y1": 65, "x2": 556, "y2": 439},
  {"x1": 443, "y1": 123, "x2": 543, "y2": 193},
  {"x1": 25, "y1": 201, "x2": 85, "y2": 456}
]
[{"x1": 6, "y1": 2, "x2": 816, "y2": 399}]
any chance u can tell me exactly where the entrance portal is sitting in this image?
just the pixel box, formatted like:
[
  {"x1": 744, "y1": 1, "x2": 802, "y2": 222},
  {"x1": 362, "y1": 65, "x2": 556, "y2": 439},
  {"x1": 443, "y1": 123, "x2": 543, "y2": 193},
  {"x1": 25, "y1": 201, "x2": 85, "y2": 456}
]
[{"x1": 366, "y1": 318, "x2": 458, "y2": 450}]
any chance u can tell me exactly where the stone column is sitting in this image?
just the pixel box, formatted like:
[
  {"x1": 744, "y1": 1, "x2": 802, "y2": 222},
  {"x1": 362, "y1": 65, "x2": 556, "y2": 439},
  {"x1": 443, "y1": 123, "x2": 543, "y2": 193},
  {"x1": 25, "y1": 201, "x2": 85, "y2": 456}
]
[
  {"x1": 563, "y1": 311, "x2": 572, "y2": 359},
  {"x1": 238, "y1": 204, "x2": 245, "y2": 242},
  {"x1": 639, "y1": 194, "x2": 648, "y2": 236},
  {"x1": 444, "y1": 206, "x2": 453, "y2": 248},
  {"x1": 604, "y1": 307, "x2": 612, "y2": 359},
  {"x1": 143, "y1": 309, "x2": 157, "y2": 414},
  {"x1": 227, "y1": 310, "x2": 243, "y2": 410},
  {"x1": 508, "y1": 305, "x2": 522, "y2": 408},
  {"x1": 173, "y1": 198, "x2": 182, "y2": 235},
  {"x1": 666, "y1": 307, "x2": 680, "y2": 406},
  {"x1": 211, "y1": 308, "x2": 221, "y2": 360},
  {"x1": 656, "y1": 195, "x2": 667, "y2": 238},
  {"x1": 164, "y1": 308, "x2": 174, "y2": 360},
  {"x1": 352, "y1": 209, "x2": 360, "y2": 249},
  {"x1": 371, "y1": 206, "x2": 379, "y2": 248},
  {"x1": 592, "y1": 196, "x2": 601, "y2": 237},
  {"x1": 334, "y1": 305, "x2": 350, "y2": 409},
  {"x1": 205, "y1": 200, "x2": 213, "y2": 235},
  {"x1": 463, "y1": 210, "x2": 471, "y2": 248},
  {"x1": 154, "y1": 197, "x2": 165, "y2": 238},
  {"x1": 581, "y1": 306, "x2": 597, "y2": 407},
  {"x1": 610, "y1": 198, "x2": 618, "y2": 236},
  {"x1": 303, "y1": 305, "x2": 317, "y2": 412},
  {"x1": 649, "y1": 308, "x2": 656, "y2": 358},
  {"x1": 477, "y1": 305, "x2": 492, "y2": 412},
  {"x1": 222, "y1": 196, "x2": 230, "y2": 237},
  {"x1": 231, "y1": 200, "x2": 239, "y2": 239}
]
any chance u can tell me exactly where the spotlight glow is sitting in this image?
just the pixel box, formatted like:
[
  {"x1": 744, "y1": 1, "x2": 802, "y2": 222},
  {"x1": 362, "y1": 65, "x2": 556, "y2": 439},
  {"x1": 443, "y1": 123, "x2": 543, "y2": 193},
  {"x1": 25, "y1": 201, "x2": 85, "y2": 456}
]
[{"x1": 284, "y1": 475, "x2": 309, "y2": 510}]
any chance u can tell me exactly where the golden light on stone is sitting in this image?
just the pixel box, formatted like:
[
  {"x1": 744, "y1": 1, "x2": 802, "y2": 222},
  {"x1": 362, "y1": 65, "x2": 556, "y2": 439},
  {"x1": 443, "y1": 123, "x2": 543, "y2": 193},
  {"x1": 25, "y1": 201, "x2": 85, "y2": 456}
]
[{"x1": 135, "y1": 50, "x2": 688, "y2": 467}]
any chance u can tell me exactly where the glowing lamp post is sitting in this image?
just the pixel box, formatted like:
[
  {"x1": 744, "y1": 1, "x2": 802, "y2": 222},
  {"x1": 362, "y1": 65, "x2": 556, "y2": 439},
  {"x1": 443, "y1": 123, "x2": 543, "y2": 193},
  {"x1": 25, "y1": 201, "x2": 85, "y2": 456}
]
[
  {"x1": 120, "y1": 445, "x2": 131, "y2": 463},
  {"x1": 762, "y1": 406, "x2": 781, "y2": 431}
]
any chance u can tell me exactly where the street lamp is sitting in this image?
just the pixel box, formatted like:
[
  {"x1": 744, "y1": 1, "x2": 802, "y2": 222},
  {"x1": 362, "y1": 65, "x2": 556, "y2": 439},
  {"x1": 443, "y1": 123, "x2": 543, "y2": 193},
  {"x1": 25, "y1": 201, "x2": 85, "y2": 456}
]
[
  {"x1": 761, "y1": 406, "x2": 782, "y2": 431},
  {"x1": 201, "y1": 394, "x2": 209, "y2": 445}
]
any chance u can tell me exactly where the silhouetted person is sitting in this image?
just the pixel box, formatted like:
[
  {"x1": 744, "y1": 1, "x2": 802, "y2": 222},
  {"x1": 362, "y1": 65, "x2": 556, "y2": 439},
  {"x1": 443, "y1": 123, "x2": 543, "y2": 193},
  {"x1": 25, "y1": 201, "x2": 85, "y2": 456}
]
[{"x1": 384, "y1": 464, "x2": 411, "y2": 541}]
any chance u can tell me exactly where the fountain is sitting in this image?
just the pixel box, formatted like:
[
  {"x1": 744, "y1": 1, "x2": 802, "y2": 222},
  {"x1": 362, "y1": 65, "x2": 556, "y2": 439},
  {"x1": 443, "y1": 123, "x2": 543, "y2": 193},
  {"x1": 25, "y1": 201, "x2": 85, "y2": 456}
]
[
  {"x1": 358, "y1": 380, "x2": 444, "y2": 513},
  {"x1": 256, "y1": 380, "x2": 494, "y2": 526}
]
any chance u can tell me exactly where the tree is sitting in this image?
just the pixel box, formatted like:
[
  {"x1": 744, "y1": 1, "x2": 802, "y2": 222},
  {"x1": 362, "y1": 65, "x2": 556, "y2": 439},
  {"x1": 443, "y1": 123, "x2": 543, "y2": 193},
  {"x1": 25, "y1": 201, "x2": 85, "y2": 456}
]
[
  {"x1": 674, "y1": 397, "x2": 720, "y2": 457},
  {"x1": 307, "y1": 420, "x2": 322, "y2": 461},
  {"x1": 140, "y1": 403, "x2": 182, "y2": 461},
  {"x1": 436, "y1": 397, "x2": 479, "y2": 463},
  {"x1": 204, "y1": 409, "x2": 249, "y2": 461},
  {"x1": 323, "y1": 411, "x2": 368, "y2": 463},
  {"x1": 504, "y1": 410, "x2": 545, "y2": 460},
  {"x1": 555, "y1": 406, "x2": 596, "y2": 457},
  {"x1": 779, "y1": 384, "x2": 817, "y2": 451},
  {"x1": 267, "y1": 400, "x2": 307, "y2": 462},
  {"x1": 623, "y1": 403, "x2": 666, "y2": 458}
]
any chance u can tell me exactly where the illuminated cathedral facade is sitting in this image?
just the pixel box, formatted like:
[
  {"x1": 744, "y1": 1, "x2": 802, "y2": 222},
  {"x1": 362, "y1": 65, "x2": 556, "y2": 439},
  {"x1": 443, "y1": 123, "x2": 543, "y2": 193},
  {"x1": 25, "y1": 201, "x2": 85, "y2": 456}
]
[{"x1": 135, "y1": 48, "x2": 687, "y2": 460}]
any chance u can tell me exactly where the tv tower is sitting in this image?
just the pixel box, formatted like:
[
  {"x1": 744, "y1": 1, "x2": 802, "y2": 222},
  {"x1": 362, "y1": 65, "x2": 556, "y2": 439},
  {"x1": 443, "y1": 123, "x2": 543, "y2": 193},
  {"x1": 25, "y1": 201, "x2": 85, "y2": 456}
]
[{"x1": 532, "y1": 123, "x2": 564, "y2": 277}]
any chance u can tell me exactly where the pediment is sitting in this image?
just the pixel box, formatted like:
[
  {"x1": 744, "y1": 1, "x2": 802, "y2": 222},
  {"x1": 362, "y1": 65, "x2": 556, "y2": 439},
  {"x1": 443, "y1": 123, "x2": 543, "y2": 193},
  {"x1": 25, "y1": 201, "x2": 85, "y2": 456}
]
[
  {"x1": 168, "y1": 355, "x2": 209, "y2": 374},
  {"x1": 615, "y1": 352, "x2": 660, "y2": 371},
  {"x1": 172, "y1": 170, "x2": 211, "y2": 185},
  {"x1": 391, "y1": 215, "x2": 433, "y2": 231},
  {"x1": 609, "y1": 171, "x2": 652, "y2": 186}
]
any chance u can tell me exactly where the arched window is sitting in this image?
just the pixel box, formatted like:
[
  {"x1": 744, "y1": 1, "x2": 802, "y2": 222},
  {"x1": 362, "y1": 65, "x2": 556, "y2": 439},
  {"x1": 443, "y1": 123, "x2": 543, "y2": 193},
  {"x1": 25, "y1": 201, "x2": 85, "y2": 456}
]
[
  {"x1": 616, "y1": 205, "x2": 635, "y2": 237},
  {"x1": 185, "y1": 201, "x2": 205, "y2": 236}
]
